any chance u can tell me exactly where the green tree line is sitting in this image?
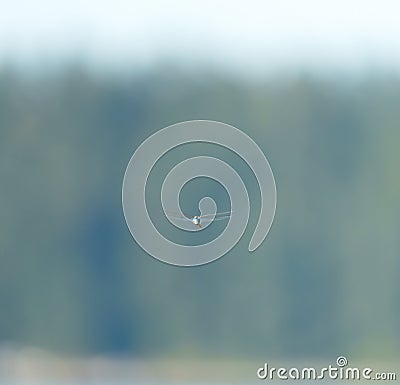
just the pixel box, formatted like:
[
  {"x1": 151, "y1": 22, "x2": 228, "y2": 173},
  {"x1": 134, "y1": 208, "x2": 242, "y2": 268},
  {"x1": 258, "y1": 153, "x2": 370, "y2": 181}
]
[{"x1": 0, "y1": 66, "x2": 399, "y2": 359}]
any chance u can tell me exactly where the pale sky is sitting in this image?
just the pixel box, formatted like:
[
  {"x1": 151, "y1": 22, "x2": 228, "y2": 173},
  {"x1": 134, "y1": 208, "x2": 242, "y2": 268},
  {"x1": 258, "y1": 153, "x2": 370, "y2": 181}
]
[{"x1": 1, "y1": 0, "x2": 400, "y2": 73}]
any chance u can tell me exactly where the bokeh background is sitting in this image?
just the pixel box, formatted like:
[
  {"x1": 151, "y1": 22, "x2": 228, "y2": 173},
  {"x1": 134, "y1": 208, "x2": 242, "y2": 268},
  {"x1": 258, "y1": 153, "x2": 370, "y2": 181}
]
[{"x1": 0, "y1": 1, "x2": 399, "y2": 383}]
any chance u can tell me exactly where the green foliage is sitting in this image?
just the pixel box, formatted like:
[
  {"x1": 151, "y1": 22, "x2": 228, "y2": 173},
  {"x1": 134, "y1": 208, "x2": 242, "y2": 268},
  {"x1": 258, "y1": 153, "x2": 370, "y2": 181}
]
[{"x1": 0, "y1": 67, "x2": 399, "y2": 359}]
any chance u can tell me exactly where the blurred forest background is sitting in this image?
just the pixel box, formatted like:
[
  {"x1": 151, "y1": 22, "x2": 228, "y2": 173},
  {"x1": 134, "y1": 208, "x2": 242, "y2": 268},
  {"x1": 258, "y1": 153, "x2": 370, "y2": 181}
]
[
  {"x1": 1, "y1": 2, "x2": 400, "y2": 383},
  {"x1": 0, "y1": 65, "x2": 399, "y2": 364}
]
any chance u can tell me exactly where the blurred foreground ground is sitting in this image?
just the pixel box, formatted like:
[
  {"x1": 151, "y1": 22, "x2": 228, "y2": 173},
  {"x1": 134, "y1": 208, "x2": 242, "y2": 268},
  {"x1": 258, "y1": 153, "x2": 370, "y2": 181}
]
[{"x1": 0, "y1": 347, "x2": 399, "y2": 384}]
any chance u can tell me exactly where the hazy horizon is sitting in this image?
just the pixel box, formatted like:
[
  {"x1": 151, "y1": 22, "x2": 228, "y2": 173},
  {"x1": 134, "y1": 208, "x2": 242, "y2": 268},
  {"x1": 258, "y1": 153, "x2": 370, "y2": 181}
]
[{"x1": 1, "y1": 1, "x2": 400, "y2": 75}]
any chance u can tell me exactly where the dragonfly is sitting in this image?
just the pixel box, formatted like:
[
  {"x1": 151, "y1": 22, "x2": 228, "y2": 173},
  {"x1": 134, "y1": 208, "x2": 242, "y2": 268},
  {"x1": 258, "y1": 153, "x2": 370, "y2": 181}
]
[{"x1": 165, "y1": 210, "x2": 234, "y2": 228}]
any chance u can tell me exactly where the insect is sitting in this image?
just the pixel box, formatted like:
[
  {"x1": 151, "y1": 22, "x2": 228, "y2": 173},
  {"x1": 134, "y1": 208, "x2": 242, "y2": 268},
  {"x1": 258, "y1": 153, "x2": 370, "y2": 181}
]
[{"x1": 165, "y1": 210, "x2": 234, "y2": 228}]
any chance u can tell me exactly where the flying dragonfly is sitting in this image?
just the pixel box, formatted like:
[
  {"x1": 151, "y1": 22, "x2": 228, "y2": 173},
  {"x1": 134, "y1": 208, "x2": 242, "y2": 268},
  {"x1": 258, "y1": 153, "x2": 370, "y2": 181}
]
[{"x1": 165, "y1": 210, "x2": 234, "y2": 228}]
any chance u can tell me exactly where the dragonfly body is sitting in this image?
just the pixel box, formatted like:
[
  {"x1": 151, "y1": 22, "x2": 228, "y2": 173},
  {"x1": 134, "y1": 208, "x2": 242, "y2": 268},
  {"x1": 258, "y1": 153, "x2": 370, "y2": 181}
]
[{"x1": 191, "y1": 216, "x2": 202, "y2": 227}]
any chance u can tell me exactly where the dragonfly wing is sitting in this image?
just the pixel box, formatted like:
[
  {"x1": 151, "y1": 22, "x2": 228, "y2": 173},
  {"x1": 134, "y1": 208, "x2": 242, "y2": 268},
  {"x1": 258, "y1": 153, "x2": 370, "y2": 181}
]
[
  {"x1": 201, "y1": 215, "x2": 232, "y2": 222},
  {"x1": 200, "y1": 211, "x2": 234, "y2": 218},
  {"x1": 164, "y1": 211, "x2": 191, "y2": 218},
  {"x1": 164, "y1": 212, "x2": 193, "y2": 223},
  {"x1": 168, "y1": 217, "x2": 192, "y2": 222}
]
